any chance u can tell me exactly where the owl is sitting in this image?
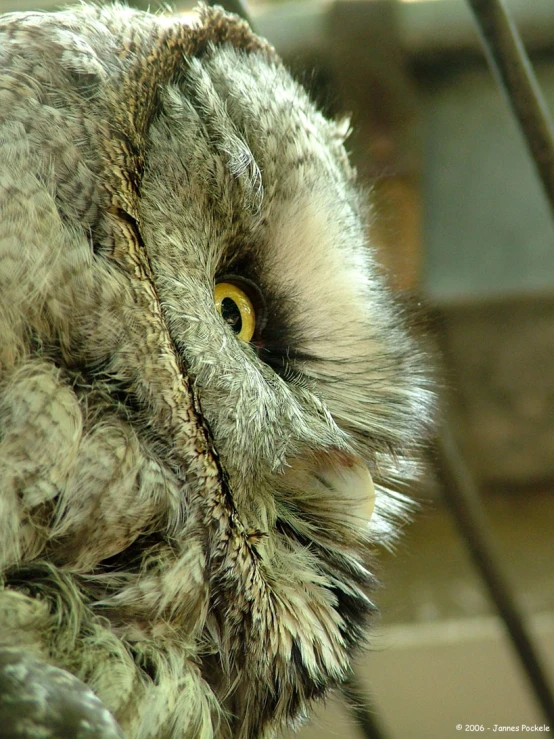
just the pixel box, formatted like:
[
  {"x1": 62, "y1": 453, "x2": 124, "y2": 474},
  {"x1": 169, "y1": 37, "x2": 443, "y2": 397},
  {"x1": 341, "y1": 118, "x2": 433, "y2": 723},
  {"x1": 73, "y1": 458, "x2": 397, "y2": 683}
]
[{"x1": 0, "y1": 3, "x2": 432, "y2": 738}]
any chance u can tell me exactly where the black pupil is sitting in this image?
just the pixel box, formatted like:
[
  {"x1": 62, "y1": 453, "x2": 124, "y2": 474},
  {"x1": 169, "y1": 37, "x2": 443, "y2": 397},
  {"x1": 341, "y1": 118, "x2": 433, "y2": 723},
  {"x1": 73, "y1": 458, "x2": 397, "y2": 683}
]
[{"x1": 221, "y1": 297, "x2": 242, "y2": 334}]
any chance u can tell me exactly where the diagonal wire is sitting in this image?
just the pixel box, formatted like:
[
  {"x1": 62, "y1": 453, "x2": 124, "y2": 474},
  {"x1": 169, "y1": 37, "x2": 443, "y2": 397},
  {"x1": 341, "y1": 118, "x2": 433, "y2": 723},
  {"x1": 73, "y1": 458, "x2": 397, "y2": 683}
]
[
  {"x1": 342, "y1": 675, "x2": 390, "y2": 739},
  {"x1": 467, "y1": 0, "x2": 554, "y2": 217},
  {"x1": 453, "y1": 0, "x2": 554, "y2": 723},
  {"x1": 431, "y1": 424, "x2": 554, "y2": 728}
]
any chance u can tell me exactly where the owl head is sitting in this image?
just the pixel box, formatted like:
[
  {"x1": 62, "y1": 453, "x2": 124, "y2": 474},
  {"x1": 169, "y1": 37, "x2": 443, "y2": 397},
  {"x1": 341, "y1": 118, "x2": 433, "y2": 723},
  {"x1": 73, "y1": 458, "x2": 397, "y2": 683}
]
[{"x1": 0, "y1": 3, "x2": 433, "y2": 737}]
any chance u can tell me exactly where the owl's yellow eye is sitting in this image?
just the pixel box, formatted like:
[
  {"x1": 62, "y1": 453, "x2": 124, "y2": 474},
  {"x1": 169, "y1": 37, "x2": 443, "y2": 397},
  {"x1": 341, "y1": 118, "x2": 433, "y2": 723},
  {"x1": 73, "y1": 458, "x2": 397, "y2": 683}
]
[{"x1": 214, "y1": 282, "x2": 256, "y2": 343}]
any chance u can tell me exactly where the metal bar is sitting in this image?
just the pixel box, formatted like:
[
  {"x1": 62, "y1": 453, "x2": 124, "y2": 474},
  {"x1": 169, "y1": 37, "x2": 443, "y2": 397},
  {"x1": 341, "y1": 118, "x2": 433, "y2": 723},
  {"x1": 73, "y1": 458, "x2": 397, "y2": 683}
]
[
  {"x1": 466, "y1": 0, "x2": 554, "y2": 216},
  {"x1": 341, "y1": 675, "x2": 390, "y2": 739},
  {"x1": 432, "y1": 425, "x2": 554, "y2": 727}
]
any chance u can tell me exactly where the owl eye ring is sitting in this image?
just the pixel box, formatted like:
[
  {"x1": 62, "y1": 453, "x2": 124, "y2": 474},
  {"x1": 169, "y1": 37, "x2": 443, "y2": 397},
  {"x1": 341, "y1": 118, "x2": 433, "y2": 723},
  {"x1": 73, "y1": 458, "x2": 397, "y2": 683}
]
[{"x1": 214, "y1": 281, "x2": 257, "y2": 343}]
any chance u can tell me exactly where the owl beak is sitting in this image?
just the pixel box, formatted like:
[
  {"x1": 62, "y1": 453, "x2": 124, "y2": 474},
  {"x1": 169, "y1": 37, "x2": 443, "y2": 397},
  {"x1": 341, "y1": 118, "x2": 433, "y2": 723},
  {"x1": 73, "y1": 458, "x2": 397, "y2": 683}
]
[{"x1": 317, "y1": 458, "x2": 376, "y2": 525}]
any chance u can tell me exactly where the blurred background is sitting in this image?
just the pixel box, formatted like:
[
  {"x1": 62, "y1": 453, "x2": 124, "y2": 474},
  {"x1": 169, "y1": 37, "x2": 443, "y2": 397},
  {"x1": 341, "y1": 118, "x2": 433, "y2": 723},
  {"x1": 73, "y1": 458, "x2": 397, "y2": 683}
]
[{"x1": 3, "y1": 0, "x2": 554, "y2": 736}]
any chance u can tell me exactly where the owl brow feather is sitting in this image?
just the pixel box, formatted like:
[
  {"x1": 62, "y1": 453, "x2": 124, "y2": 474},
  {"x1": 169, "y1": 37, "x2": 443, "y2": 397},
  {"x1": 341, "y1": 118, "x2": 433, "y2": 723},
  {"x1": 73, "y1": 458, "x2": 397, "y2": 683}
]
[{"x1": 183, "y1": 57, "x2": 264, "y2": 214}]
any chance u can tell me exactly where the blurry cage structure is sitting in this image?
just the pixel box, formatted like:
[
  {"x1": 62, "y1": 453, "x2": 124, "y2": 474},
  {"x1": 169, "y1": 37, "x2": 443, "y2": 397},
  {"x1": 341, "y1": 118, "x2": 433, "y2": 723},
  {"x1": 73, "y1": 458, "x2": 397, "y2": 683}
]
[
  {"x1": 206, "y1": 0, "x2": 554, "y2": 736},
  {"x1": 431, "y1": 1, "x2": 554, "y2": 733}
]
